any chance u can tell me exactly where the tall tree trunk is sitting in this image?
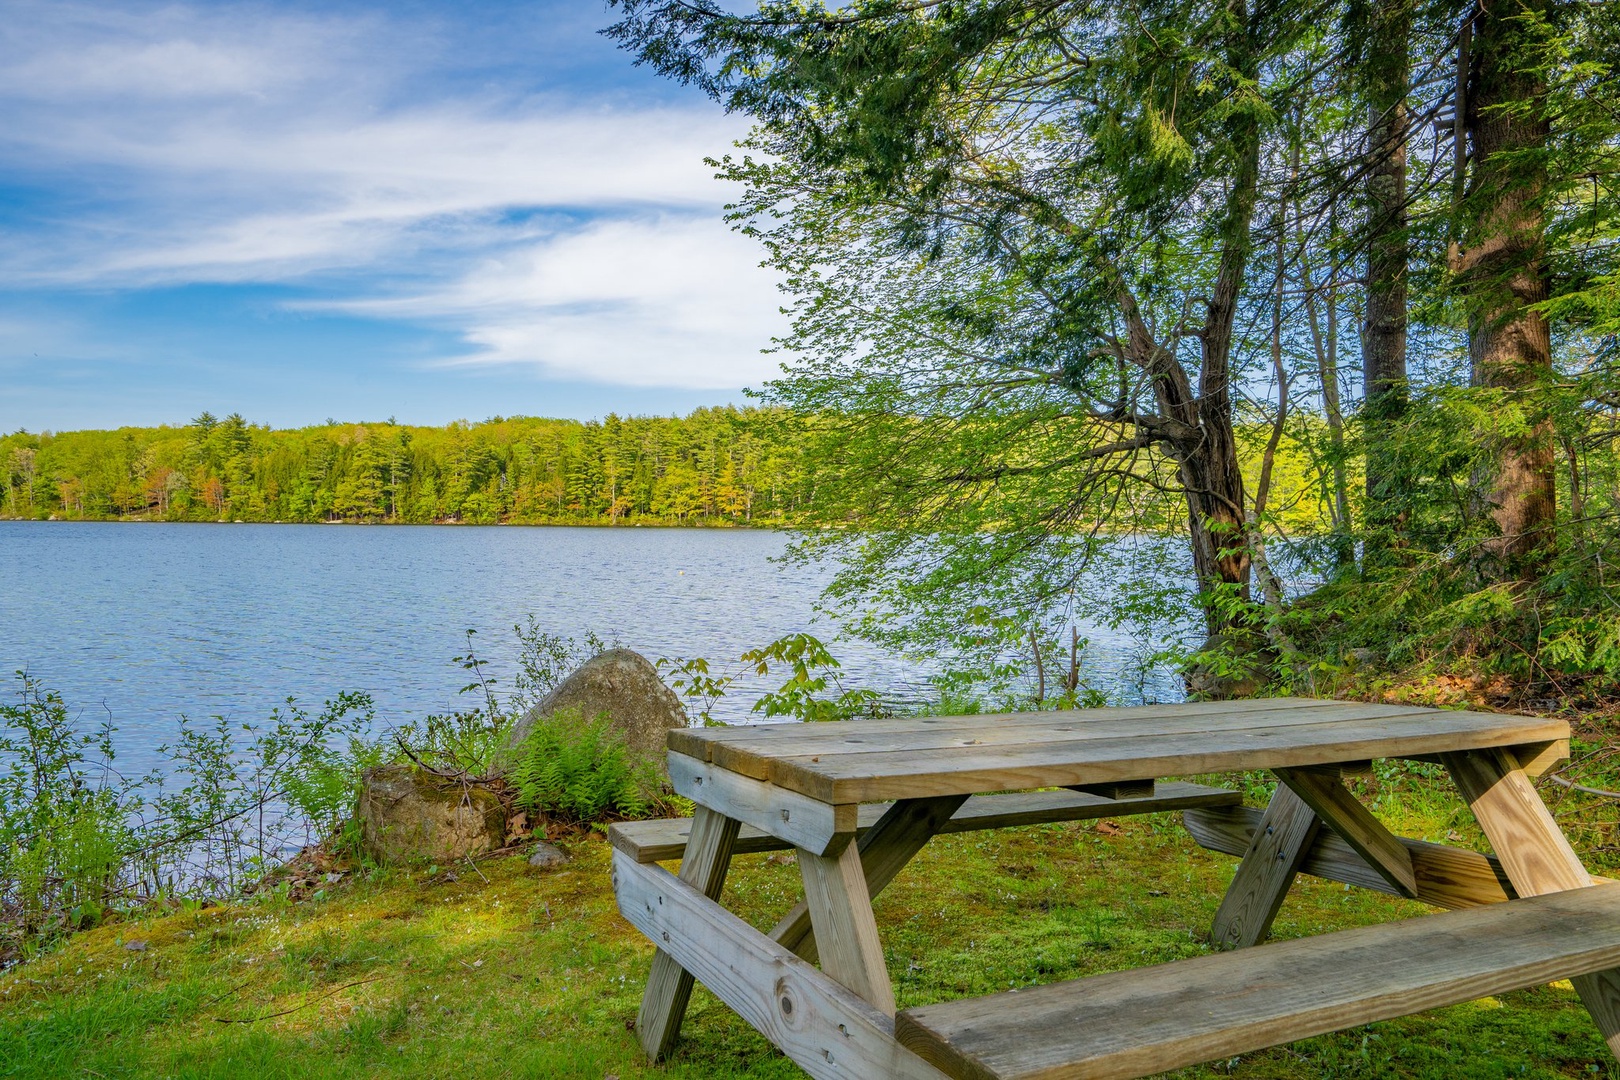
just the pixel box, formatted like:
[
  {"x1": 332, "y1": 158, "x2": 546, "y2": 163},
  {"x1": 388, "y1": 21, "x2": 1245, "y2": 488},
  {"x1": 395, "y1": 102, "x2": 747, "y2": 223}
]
[
  {"x1": 1457, "y1": 0, "x2": 1556, "y2": 571},
  {"x1": 1360, "y1": 0, "x2": 1411, "y2": 558},
  {"x1": 1182, "y1": 22, "x2": 1262, "y2": 646}
]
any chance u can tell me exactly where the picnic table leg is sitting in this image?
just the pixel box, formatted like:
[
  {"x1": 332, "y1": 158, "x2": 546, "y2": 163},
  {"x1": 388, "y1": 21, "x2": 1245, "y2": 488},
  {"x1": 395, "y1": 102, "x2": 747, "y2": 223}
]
[
  {"x1": 799, "y1": 836, "x2": 898, "y2": 1014},
  {"x1": 1442, "y1": 747, "x2": 1620, "y2": 1058},
  {"x1": 771, "y1": 794, "x2": 969, "y2": 963},
  {"x1": 635, "y1": 804, "x2": 741, "y2": 1061},
  {"x1": 1275, "y1": 766, "x2": 1418, "y2": 898},
  {"x1": 1210, "y1": 781, "x2": 1321, "y2": 949}
]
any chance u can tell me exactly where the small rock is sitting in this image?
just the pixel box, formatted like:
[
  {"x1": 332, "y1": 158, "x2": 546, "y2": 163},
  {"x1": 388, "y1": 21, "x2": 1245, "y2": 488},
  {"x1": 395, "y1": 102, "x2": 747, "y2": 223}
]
[
  {"x1": 123, "y1": 940, "x2": 147, "y2": 952},
  {"x1": 528, "y1": 842, "x2": 569, "y2": 869}
]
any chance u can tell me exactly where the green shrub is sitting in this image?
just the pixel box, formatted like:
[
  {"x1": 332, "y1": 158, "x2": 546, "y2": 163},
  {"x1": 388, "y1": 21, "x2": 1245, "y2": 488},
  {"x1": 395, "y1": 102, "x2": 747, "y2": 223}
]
[
  {"x1": 0, "y1": 673, "x2": 138, "y2": 942},
  {"x1": 506, "y1": 707, "x2": 665, "y2": 823},
  {"x1": 1, "y1": 671, "x2": 381, "y2": 959}
]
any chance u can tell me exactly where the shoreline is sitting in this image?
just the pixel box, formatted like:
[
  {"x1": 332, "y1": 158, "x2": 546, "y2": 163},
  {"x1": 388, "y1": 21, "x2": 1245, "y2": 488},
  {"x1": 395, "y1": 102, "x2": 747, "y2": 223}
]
[{"x1": 0, "y1": 515, "x2": 777, "y2": 530}]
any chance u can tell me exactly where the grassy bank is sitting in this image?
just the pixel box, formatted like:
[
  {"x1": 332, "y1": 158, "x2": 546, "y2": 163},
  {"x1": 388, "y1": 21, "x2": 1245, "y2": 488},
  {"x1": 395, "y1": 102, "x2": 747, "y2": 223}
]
[{"x1": 5, "y1": 767, "x2": 1616, "y2": 1080}]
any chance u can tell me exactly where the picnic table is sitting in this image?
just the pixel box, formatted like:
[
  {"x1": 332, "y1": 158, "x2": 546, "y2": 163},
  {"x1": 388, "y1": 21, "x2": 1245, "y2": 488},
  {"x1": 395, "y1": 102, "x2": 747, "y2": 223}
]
[{"x1": 610, "y1": 697, "x2": 1620, "y2": 1080}]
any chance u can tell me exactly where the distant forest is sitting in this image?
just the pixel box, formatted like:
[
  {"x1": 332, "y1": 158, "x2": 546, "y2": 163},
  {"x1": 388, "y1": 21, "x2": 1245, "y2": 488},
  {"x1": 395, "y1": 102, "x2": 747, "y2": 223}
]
[
  {"x1": 0, "y1": 409, "x2": 817, "y2": 526},
  {"x1": 0, "y1": 408, "x2": 1334, "y2": 530}
]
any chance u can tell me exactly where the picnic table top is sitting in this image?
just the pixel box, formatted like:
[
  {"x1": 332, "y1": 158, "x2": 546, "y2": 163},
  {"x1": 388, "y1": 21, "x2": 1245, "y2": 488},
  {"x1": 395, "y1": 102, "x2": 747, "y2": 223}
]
[{"x1": 669, "y1": 696, "x2": 1569, "y2": 805}]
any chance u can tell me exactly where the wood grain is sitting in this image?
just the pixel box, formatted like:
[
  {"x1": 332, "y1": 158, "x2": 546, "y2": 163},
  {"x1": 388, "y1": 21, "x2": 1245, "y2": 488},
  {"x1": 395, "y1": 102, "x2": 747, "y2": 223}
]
[
  {"x1": 614, "y1": 850, "x2": 952, "y2": 1080},
  {"x1": 894, "y1": 883, "x2": 1620, "y2": 1080},
  {"x1": 772, "y1": 794, "x2": 969, "y2": 963},
  {"x1": 667, "y1": 750, "x2": 858, "y2": 855},
  {"x1": 1276, "y1": 767, "x2": 1417, "y2": 897},
  {"x1": 707, "y1": 702, "x2": 1437, "y2": 781},
  {"x1": 763, "y1": 712, "x2": 1568, "y2": 804},
  {"x1": 799, "y1": 839, "x2": 897, "y2": 1013},
  {"x1": 1182, "y1": 804, "x2": 1519, "y2": 909},
  {"x1": 635, "y1": 805, "x2": 740, "y2": 1061},
  {"x1": 1444, "y1": 748, "x2": 1620, "y2": 1058},
  {"x1": 667, "y1": 697, "x2": 1339, "y2": 762},
  {"x1": 1067, "y1": 780, "x2": 1155, "y2": 800},
  {"x1": 1210, "y1": 783, "x2": 1320, "y2": 949},
  {"x1": 611, "y1": 783, "x2": 1242, "y2": 864}
]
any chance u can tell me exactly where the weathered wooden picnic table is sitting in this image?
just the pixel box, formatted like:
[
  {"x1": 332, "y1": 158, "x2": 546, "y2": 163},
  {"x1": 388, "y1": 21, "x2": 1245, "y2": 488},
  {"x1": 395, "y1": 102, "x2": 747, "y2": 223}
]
[{"x1": 610, "y1": 697, "x2": 1620, "y2": 1080}]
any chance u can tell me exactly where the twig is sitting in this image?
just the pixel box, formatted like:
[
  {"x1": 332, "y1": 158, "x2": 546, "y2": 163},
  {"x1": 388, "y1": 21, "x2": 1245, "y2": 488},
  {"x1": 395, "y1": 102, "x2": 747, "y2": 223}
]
[
  {"x1": 213, "y1": 976, "x2": 384, "y2": 1023},
  {"x1": 200, "y1": 975, "x2": 259, "y2": 1007},
  {"x1": 465, "y1": 856, "x2": 490, "y2": 885},
  {"x1": 1547, "y1": 776, "x2": 1620, "y2": 800}
]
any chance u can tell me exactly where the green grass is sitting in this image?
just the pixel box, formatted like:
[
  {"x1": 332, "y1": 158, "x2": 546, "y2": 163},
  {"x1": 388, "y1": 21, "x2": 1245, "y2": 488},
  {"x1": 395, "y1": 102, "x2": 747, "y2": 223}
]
[{"x1": 4, "y1": 769, "x2": 1617, "y2": 1080}]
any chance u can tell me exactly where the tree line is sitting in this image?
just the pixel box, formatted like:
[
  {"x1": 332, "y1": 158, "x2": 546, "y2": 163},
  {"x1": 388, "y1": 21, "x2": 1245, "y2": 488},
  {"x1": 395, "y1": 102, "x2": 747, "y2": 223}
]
[
  {"x1": 0, "y1": 409, "x2": 818, "y2": 526},
  {"x1": 2, "y1": 406, "x2": 1342, "y2": 531}
]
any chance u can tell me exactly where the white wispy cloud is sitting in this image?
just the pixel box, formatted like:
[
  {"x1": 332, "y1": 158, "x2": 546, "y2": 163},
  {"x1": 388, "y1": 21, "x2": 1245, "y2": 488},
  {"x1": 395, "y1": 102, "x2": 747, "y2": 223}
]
[
  {"x1": 0, "y1": 1, "x2": 783, "y2": 391},
  {"x1": 321, "y1": 216, "x2": 785, "y2": 388}
]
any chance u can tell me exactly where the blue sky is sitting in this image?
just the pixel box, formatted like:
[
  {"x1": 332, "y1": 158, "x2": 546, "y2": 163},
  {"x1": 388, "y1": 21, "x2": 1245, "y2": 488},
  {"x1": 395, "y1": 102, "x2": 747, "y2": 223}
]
[{"x1": 0, "y1": 1, "x2": 786, "y2": 432}]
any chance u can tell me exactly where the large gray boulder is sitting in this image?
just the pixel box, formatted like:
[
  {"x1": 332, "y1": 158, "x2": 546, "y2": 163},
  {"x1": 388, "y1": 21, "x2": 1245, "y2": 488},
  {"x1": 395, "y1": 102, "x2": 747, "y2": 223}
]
[
  {"x1": 503, "y1": 648, "x2": 687, "y2": 768},
  {"x1": 357, "y1": 765, "x2": 506, "y2": 864}
]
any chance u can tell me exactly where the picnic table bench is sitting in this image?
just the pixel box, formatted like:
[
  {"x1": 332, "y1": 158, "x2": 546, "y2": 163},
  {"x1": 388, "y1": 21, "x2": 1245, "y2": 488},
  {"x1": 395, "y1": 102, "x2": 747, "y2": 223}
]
[{"x1": 611, "y1": 697, "x2": 1620, "y2": 1079}]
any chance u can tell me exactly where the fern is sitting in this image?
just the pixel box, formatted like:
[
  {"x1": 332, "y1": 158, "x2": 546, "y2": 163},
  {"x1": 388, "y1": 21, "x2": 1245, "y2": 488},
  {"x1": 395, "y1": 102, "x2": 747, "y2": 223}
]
[{"x1": 508, "y1": 706, "x2": 666, "y2": 823}]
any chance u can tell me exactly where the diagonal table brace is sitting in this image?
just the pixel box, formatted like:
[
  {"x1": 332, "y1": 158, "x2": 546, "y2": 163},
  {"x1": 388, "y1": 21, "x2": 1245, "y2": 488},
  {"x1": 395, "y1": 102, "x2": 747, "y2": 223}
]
[
  {"x1": 1444, "y1": 747, "x2": 1620, "y2": 1058},
  {"x1": 1276, "y1": 766, "x2": 1418, "y2": 898},
  {"x1": 771, "y1": 794, "x2": 970, "y2": 963},
  {"x1": 1210, "y1": 781, "x2": 1321, "y2": 949}
]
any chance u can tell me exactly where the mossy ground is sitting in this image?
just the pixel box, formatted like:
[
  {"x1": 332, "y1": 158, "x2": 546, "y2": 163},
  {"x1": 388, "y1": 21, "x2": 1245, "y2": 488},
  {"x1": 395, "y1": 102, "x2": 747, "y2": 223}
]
[{"x1": 4, "y1": 766, "x2": 1617, "y2": 1080}]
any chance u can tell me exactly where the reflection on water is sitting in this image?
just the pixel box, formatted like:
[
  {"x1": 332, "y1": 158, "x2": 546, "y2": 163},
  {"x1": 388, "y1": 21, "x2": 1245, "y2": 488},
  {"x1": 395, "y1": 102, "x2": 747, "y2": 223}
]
[{"x1": 0, "y1": 522, "x2": 1191, "y2": 773}]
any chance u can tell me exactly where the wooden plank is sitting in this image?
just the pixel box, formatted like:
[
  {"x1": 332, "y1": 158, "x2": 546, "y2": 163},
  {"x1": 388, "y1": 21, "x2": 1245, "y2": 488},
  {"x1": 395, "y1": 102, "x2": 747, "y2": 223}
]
[
  {"x1": 799, "y1": 838, "x2": 897, "y2": 1013},
  {"x1": 1210, "y1": 783, "x2": 1320, "y2": 949},
  {"x1": 773, "y1": 795, "x2": 970, "y2": 963},
  {"x1": 635, "y1": 805, "x2": 740, "y2": 1061},
  {"x1": 709, "y1": 702, "x2": 1440, "y2": 781},
  {"x1": 1512, "y1": 739, "x2": 1571, "y2": 778},
  {"x1": 1276, "y1": 767, "x2": 1417, "y2": 897},
  {"x1": 937, "y1": 783, "x2": 1239, "y2": 829},
  {"x1": 1291, "y1": 760, "x2": 1373, "y2": 778},
  {"x1": 1182, "y1": 804, "x2": 1519, "y2": 909},
  {"x1": 1444, "y1": 748, "x2": 1590, "y2": 892},
  {"x1": 1444, "y1": 748, "x2": 1620, "y2": 1058},
  {"x1": 612, "y1": 783, "x2": 1242, "y2": 864},
  {"x1": 1067, "y1": 780, "x2": 1155, "y2": 800},
  {"x1": 613, "y1": 850, "x2": 952, "y2": 1080},
  {"x1": 894, "y1": 883, "x2": 1620, "y2": 1080},
  {"x1": 1404, "y1": 738, "x2": 1568, "y2": 778},
  {"x1": 668, "y1": 751, "x2": 858, "y2": 856},
  {"x1": 668, "y1": 697, "x2": 1341, "y2": 761},
  {"x1": 765, "y1": 711, "x2": 1568, "y2": 804}
]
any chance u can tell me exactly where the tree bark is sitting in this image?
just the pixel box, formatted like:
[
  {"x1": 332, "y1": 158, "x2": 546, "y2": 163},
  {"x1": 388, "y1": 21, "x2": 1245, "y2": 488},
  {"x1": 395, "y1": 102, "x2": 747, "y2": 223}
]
[
  {"x1": 1186, "y1": 45, "x2": 1261, "y2": 641},
  {"x1": 1460, "y1": 0, "x2": 1556, "y2": 571},
  {"x1": 1360, "y1": 0, "x2": 1411, "y2": 558}
]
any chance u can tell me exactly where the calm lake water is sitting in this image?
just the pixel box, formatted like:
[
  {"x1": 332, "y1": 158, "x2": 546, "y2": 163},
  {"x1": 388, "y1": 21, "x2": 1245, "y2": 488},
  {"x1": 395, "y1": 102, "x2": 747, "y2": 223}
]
[{"x1": 1, "y1": 522, "x2": 1190, "y2": 773}]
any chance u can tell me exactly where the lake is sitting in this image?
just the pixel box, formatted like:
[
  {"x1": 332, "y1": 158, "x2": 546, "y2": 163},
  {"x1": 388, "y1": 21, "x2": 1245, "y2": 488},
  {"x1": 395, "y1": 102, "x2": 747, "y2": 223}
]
[{"x1": 0, "y1": 522, "x2": 1190, "y2": 773}]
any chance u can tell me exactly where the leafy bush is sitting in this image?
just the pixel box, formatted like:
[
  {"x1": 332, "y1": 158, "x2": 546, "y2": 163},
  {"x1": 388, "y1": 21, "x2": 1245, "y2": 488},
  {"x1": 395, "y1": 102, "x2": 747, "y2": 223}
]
[
  {"x1": 506, "y1": 707, "x2": 665, "y2": 823},
  {"x1": 0, "y1": 674, "x2": 137, "y2": 938},
  {"x1": 0, "y1": 671, "x2": 379, "y2": 961},
  {"x1": 146, "y1": 692, "x2": 380, "y2": 892}
]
